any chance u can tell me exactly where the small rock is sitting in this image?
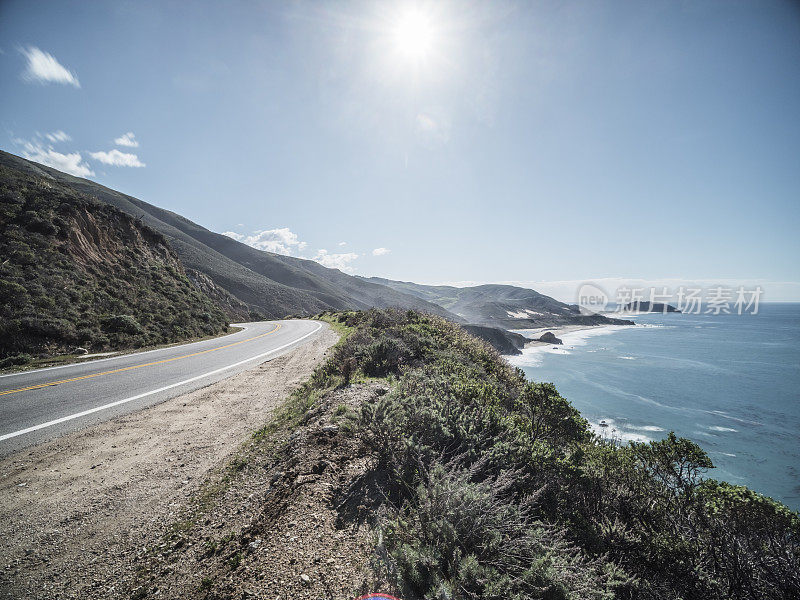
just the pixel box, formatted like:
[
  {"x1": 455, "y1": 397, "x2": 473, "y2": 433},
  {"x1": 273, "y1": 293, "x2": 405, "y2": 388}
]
[
  {"x1": 321, "y1": 425, "x2": 339, "y2": 433},
  {"x1": 300, "y1": 574, "x2": 311, "y2": 585},
  {"x1": 74, "y1": 347, "x2": 88, "y2": 355},
  {"x1": 537, "y1": 331, "x2": 563, "y2": 345}
]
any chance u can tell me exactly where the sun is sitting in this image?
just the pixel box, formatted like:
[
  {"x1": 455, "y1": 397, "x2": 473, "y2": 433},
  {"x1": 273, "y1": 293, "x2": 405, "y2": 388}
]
[{"x1": 392, "y1": 9, "x2": 435, "y2": 60}]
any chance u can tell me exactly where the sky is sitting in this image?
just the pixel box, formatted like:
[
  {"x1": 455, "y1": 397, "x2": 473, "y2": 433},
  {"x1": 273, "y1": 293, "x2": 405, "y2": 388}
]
[{"x1": 1, "y1": 0, "x2": 799, "y2": 301}]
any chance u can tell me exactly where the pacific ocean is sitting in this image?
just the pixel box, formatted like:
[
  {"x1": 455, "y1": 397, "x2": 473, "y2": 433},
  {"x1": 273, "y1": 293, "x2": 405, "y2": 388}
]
[{"x1": 509, "y1": 303, "x2": 800, "y2": 510}]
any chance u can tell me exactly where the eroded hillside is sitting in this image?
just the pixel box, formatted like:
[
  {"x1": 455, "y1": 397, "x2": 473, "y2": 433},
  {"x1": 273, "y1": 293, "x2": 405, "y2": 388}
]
[{"x1": 0, "y1": 165, "x2": 230, "y2": 362}]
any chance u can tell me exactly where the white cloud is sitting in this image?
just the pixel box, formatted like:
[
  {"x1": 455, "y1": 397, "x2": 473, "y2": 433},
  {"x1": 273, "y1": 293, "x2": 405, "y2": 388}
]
[
  {"x1": 224, "y1": 227, "x2": 307, "y2": 255},
  {"x1": 372, "y1": 247, "x2": 390, "y2": 256},
  {"x1": 89, "y1": 149, "x2": 146, "y2": 167},
  {"x1": 20, "y1": 46, "x2": 80, "y2": 87},
  {"x1": 114, "y1": 132, "x2": 139, "y2": 147},
  {"x1": 222, "y1": 227, "x2": 359, "y2": 272},
  {"x1": 338, "y1": 241, "x2": 347, "y2": 246},
  {"x1": 45, "y1": 130, "x2": 71, "y2": 143},
  {"x1": 19, "y1": 140, "x2": 93, "y2": 177},
  {"x1": 313, "y1": 250, "x2": 359, "y2": 273}
]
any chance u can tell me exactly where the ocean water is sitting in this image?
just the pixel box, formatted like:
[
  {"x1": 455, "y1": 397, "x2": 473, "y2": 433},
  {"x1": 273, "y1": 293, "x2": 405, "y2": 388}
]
[{"x1": 508, "y1": 303, "x2": 800, "y2": 510}]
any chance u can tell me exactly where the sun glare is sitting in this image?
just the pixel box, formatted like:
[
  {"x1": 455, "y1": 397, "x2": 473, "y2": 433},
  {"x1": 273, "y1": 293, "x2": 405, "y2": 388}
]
[{"x1": 393, "y1": 9, "x2": 435, "y2": 60}]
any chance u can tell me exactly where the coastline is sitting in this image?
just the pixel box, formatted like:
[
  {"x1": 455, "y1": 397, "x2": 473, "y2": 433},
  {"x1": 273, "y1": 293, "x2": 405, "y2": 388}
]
[
  {"x1": 510, "y1": 324, "x2": 619, "y2": 347},
  {"x1": 505, "y1": 322, "x2": 636, "y2": 366},
  {"x1": 507, "y1": 322, "x2": 662, "y2": 445}
]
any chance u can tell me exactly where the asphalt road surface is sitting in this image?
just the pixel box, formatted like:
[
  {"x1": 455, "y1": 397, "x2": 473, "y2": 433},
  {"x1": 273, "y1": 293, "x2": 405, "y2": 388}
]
[{"x1": 0, "y1": 319, "x2": 324, "y2": 456}]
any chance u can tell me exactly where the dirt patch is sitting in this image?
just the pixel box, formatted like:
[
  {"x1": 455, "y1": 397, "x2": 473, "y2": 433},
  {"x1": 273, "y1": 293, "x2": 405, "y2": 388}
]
[
  {"x1": 126, "y1": 382, "x2": 390, "y2": 600},
  {"x1": 0, "y1": 325, "x2": 338, "y2": 600}
]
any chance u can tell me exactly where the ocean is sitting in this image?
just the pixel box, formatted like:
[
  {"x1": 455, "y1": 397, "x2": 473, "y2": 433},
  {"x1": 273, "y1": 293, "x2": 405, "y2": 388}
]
[{"x1": 508, "y1": 303, "x2": 800, "y2": 510}]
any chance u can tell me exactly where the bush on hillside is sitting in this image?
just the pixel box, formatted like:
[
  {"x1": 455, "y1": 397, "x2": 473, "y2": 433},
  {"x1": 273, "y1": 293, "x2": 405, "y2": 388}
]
[
  {"x1": 308, "y1": 309, "x2": 799, "y2": 599},
  {"x1": 101, "y1": 314, "x2": 144, "y2": 335}
]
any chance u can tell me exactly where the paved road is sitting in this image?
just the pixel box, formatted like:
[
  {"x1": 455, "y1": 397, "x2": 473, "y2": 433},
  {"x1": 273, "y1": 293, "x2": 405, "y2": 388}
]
[{"x1": 0, "y1": 319, "x2": 324, "y2": 456}]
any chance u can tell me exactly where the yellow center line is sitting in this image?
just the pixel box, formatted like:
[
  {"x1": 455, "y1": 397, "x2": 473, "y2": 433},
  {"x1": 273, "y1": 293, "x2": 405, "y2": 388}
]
[{"x1": 0, "y1": 323, "x2": 282, "y2": 397}]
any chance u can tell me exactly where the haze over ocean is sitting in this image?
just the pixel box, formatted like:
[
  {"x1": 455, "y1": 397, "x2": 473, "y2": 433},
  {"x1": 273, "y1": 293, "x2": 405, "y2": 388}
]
[{"x1": 510, "y1": 303, "x2": 800, "y2": 510}]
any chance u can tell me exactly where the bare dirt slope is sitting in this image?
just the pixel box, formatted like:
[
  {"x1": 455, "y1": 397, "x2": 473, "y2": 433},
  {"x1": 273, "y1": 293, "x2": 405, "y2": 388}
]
[{"x1": 0, "y1": 325, "x2": 337, "y2": 599}]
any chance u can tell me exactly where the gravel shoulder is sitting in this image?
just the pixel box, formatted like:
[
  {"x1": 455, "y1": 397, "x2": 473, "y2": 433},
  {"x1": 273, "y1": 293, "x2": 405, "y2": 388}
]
[{"x1": 0, "y1": 323, "x2": 338, "y2": 599}]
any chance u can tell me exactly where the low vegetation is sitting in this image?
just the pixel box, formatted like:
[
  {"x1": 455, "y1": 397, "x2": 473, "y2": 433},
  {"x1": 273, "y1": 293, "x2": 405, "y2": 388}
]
[
  {"x1": 0, "y1": 165, "x2": 229, "y2": 361},
  {"x1": 300, "y1": 309, "x2": 799, "y2": 599}
]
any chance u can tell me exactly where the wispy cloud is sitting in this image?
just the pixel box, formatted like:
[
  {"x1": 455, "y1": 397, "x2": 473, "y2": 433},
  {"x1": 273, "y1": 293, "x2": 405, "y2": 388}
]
[
  {"x1": 45, "y1": 130, "x2": 71, "y2": 143},
  {"x1": 89, "y1": 149, "x2": 146, "y2": 167},
  {"x1": 223, "y1": 227, "x2": 308, "y2": 255},
  {"x1": 313, "y1": 249, "x2": 359, "y2": 273},
  {"x1": 20, "y1": 46, "x2": 80, "y2": 87},
  {"x1": 222, "y1": 228, "x2": 360, "y2": 272},
  {"x1": 114, "y1": 132, "x2": 139, "y2": 147},
  {"x1": 19, "y1": 139, "x2": 93, "y2": 177},
  {"x1": 372, "y1": 247, "x2": 390, "y2": 256},
  {"x1": 338, "y1": 241, "x2": 347, "y2": 246}
]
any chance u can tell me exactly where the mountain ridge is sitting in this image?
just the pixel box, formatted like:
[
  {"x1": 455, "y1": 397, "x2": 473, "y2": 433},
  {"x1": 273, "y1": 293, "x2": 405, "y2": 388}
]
[
  {"x1": 0, "y1": 151, "x2": 458, "y2": 321},
  {"x1": 1, "y1": 150, "x2": 632, "y2": 346},
  {"x1": 365, "y1": 277, "x2": 633, "y2": 329}
]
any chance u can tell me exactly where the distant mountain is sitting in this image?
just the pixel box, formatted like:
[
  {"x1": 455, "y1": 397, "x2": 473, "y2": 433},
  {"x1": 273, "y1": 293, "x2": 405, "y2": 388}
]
[
  {"x1": 365, "y1": 278, "x2": 633, "y2": 329},
  {"x1": 623, "y1": 301, "x2": 681, "y2": 313},
  {"x1": 461, "y1": 325, "x2": 529, "y2": 355},
  {"x1": 0, "y1": 163, "x2": 231, "y2": 360},
  {"x1": 0, "y1": 151, "x2": 459, "y2": 322}
]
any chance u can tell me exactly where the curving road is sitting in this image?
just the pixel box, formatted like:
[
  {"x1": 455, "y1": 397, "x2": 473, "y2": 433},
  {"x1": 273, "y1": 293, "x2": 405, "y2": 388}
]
[{"x1": 0, "y1": 319, "x2": 324, "y2": 456}]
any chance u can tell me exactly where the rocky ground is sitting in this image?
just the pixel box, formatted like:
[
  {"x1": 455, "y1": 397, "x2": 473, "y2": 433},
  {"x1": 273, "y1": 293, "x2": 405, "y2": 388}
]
[{"x1": 0, "y1": 325, "x2": 384, "y2": 600}]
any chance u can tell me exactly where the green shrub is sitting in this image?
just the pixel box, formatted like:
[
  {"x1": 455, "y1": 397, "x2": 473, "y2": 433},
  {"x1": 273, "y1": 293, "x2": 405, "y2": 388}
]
[
  {"x1": 383, "y1": 462, "x2": 630, "y2": 600},
  {"x1": 0, "y1": 353, "x2": 33, "y2": 368},
  {"x1": 101, "y1": 314, "x2": 144, "y2": 335}
]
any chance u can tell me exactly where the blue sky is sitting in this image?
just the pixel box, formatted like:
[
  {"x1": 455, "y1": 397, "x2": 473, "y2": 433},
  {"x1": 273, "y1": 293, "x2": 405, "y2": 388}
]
[{"x1": 2, "y1": 0, "x2": 799, "y2": 300}]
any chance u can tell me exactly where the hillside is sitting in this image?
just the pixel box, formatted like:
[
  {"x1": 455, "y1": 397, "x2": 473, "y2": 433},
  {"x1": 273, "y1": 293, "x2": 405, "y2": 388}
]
[
  {"x1": 0, "y1": 164, "x2": 230, "y2": 362},
  {"x1": 0, "y1": 151, "x2": 458, "y2": 322},
  {"x1": 367, "y1": 278, "x2": 633, "y2": 329},
  {"x1": 461, "y1": 324, "x2": 529, "y2": 355},
  {"x1": 102, "y1": 309, "x2": 798, "y2": 599},
  {"x1": 0, "y1": 150, "x2": 631, "y2": 347}
]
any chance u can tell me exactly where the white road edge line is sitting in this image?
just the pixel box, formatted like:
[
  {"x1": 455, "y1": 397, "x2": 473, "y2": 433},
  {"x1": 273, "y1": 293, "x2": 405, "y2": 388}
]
[
  {"x1": 0, "y1": 322, "x2": 323, "y2": 442},
  {"x1": 0, "y1": 323, "x2": 258, "y2": 379}
]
